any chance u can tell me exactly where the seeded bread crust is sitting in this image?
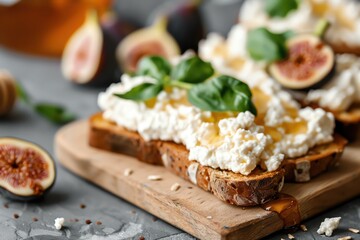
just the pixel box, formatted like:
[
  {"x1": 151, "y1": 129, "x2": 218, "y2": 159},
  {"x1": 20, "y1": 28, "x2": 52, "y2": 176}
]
[{"x1": 88, "y1": 113, "x2": 347, "y2": 205}]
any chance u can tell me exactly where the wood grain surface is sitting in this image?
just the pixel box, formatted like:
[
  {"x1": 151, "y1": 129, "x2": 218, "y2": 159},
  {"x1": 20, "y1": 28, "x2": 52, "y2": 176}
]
[{"x1": 55, "y1": 120, "x2": 360, "y2": 240}]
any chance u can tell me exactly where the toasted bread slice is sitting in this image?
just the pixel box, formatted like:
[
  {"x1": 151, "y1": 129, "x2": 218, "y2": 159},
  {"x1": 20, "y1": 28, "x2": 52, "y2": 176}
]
[
  {"x1": 282, "y1": 134, "x2": 347, "y2": 182},
  {"x1": 89, "y1": 113, "x2": 284, "y2": 206},
  {"x1": 89, "y1": 113, "x2": 347, "y2": 204}
]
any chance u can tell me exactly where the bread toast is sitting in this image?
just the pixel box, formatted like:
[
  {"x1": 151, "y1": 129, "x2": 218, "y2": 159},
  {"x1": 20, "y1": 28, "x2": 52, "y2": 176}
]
[{"x1": 89, "y1": 113, "x2": 347, "y2": 205}]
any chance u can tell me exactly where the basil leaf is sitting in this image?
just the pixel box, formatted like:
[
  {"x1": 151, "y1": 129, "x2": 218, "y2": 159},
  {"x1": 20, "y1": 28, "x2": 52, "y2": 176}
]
[
  {"x1": 188, "y1": 75, "x2": 257, "y2": 115},
  {"x1": 171, "y1": 56, "x2": 214, "y2": 83},
  {"x1": 247, "y1": 27, "x2": 289, "y2": 62},
  {"x1": 265, "y1": 0, "x2": 299, "y2": 18},
  {"x1": 34, "y1": 103, "x2": 76, "y2": 124},
  {"x1": 114, "y1": 83, "x2": 163, "y2": 101},
  {"x1": 136, "y1": 56, "x2": 171, "y2": 80}
]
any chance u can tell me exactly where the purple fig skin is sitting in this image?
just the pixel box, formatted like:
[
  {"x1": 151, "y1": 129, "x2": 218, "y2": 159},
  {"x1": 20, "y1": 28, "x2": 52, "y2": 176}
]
[
  {"x1": 101, "y1": 13, "x2": 140, "y2": 44},
  {"x1": 149, "y1": 0, "x2": 205, "y2": 53}
]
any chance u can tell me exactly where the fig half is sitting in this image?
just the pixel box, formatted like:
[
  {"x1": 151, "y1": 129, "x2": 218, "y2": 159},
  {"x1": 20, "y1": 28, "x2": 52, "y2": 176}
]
[
  {"x1": 0, "y1": 138, "x2": 56, "y2": 201},
  {"x1": 116, "y1": 18, "x2": 180, "y2": 73},
  {"x1": 61, "y1": 10, "x2": 119, "y2": 86},
  {"x1": 269, "y1": 34, "x2": 335, "y2": 90}
]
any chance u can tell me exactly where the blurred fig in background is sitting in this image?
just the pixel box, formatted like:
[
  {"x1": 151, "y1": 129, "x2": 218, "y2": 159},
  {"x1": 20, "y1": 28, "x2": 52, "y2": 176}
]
[
  {"x1": 101, "y1": 11, "x2": 139, "y2": 44},
  {"x1": 116, "y1": 18, "x2": 180, "y2": 73},
  {"x1": 61, "y1": 11, "x2": 119, "y2": 86},
  {"x1": 0, "y1": 70, "x2": 17, "y2": 116},
  {"x1": 148, "y1": 0, "x2": 204, "y2": 53}
]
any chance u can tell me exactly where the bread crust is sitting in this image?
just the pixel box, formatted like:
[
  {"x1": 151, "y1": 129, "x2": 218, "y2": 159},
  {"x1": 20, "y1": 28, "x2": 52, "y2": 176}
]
[
  {"x1": 89, "y1": 113, "x2": 347, "y2": 205},
  {"x1": 329, "y1": 42, "x2": 360, "y2": 56}
]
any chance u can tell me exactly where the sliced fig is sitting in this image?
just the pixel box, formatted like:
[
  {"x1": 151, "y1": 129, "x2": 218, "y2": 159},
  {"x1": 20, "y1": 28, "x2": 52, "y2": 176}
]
[
  {"x1": 116, "y1": 18, "x2": 180, "y2": 73},
  {"x1": 0, "y1": 70, "x2": 17, "y2": 116},
  {"x1": 269, "y1": 34, "x2": 335, "y2": 90},
  {"x1": 148, "y1": 0, "x2": 204, "y2": 53},
  {"x1": 0, "y1": 138, "x2": 56, "y2": 201},
  {"x1": 61, "y1": 10, "x2": 120, "y2": 86}
]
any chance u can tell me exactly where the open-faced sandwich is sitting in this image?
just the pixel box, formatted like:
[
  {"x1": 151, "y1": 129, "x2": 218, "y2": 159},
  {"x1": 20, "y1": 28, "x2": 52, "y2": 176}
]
[
  {"x1": 239, "y1": 0, "x2": 360, "y2": 55},
  {"x1": 89, "y1": 54, "x2": 346, "y2": 206}
]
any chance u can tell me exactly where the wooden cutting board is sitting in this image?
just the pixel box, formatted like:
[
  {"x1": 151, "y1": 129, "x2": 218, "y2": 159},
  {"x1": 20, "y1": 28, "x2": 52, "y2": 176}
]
[{"x1": 55, "y1": 120, "x2": 360, "y2": 240}]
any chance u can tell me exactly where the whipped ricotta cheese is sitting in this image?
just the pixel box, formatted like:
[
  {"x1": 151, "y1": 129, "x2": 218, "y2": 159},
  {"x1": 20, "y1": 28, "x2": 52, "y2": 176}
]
[
  {"x1": 239, "y1": 0, "x2": 360, "y2": 47},
  {"x1": 99, "y1": 75, "x2": 283, "y2": 175},
  {"x1": 306, "y1": 54, "x2": 360, "y2": 112},
  {"x1": 317, "y1": 217, "x2": 341, "y2": 236}
]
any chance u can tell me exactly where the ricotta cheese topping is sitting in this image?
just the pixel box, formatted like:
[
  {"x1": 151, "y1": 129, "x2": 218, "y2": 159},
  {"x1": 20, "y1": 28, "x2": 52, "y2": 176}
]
[
  {"x1": 306, "y1": 54, "x2": 360, "y2": 112},
  {"x1": 239, "y1": 0, "x2": 360, "y2": 47},
  {"x1": 317, "y1": 217, "x2": 341, "y2": 236},
  {"x1": 99, "y1": 66, "x2": 334, "y2": 175},
  {"x1": 99, "y1": 75, "x2": 283, "y2": 175}
]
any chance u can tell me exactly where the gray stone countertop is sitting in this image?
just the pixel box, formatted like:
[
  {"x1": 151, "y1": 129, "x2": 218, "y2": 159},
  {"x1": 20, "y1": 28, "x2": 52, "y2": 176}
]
[{"x1": 1, "y1": 48, "x2": 360, "y2": 240}]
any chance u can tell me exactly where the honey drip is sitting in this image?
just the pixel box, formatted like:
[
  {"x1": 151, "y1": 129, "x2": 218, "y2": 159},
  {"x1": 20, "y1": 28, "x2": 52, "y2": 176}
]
[{"x1": 261, "y1": 193, "x2": 301, "y2": 228}]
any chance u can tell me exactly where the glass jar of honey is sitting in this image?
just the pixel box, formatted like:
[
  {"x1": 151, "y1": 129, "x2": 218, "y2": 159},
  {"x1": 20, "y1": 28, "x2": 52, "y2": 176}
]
[{"x1": 0, "y1": 0, "x2": 112, "y2": 57}]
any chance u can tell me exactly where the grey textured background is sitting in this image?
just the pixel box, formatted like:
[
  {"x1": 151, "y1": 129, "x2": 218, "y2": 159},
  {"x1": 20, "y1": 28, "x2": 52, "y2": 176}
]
[{"x1": 1, "y1": 0, "x2": 360, "y2": 239}]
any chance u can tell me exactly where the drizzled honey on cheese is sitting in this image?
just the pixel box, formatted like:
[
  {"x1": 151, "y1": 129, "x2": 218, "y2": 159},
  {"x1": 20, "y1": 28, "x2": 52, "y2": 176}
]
[{"x1": 98, "y1": 52, "x2": 335, "y2": 176}]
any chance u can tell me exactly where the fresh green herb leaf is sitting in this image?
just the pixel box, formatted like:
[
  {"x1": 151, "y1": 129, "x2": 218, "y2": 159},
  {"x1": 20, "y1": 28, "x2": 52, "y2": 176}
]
[
  {"x1": 136, "y1": 56, "x2": 171, "y2": 80},
  {"x1": 15, "y1": 82, "x2": 32, "y2": 105},
  {"x1": 34, "y1": 103, "x2": 76, "y2": 124},
  {"x1": 265, "y1": 0, "x2": 299, "y2": 18},
  {"x1": 171, "y1": 56, "x2": 214, "y2": 84},
  {"x1": 247, "y1": 27, "x2": 290, "y2": 62},
  {"x1": 114, "y1": 83, "x2": 163, "y2": 101},
  {"x1": 188, "y1": 75, "x2": 257, "y2": 115}
]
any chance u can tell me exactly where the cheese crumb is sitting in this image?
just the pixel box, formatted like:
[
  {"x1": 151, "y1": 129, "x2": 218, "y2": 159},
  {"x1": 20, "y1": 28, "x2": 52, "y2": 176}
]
[
  {"x1": 300, "y1": 224, "x2": 308, "y2": 232},
  {"x1": 147, "y1": 175, "x2": 162, "y2": 181},
  {"x1": 206, "y1": 216, "x2": 212, "y2": 219},
  {"x1": 54, "y1": 218, "x2": 65, "y2": 230},
  {"x1": 288, "y1": 233, "x2": 295, "y2": 239},
  {"x1": 170, "y1": 183, "x2": 181, "y2": 192},
  {"x1": 348, "y1": 228, "x2": 360, "y2": 234},
  {"x1": 317, "y1": 217, "x2": 341, "y2": 237},
  {"x1": 124, "y1": 168, "x2": 133, "y2": 176}
]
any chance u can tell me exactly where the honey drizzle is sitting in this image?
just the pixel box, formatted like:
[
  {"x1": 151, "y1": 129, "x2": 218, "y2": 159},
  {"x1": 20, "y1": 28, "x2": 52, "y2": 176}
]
[{"x1": 261, "y1": 193, "x2": 301, "y2": 228}]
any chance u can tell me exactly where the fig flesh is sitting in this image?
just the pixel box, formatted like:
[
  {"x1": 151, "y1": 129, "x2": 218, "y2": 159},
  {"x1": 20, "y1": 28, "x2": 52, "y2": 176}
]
[
  {"x1": 0, "y1": 70, "x2": 17, "y2": 116},
  {"x1": 269, "y1": 34, "x2": 335, "y2": 90},
  {"x1": 0, "y1": 138, "x2": 56, "y2": 201},
  {"x1": 116, "y1": 18, "x2": 180, "y2": 73},
  {"x1": 61, "y1": 10, "x2": 119, "y2": 86}
]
